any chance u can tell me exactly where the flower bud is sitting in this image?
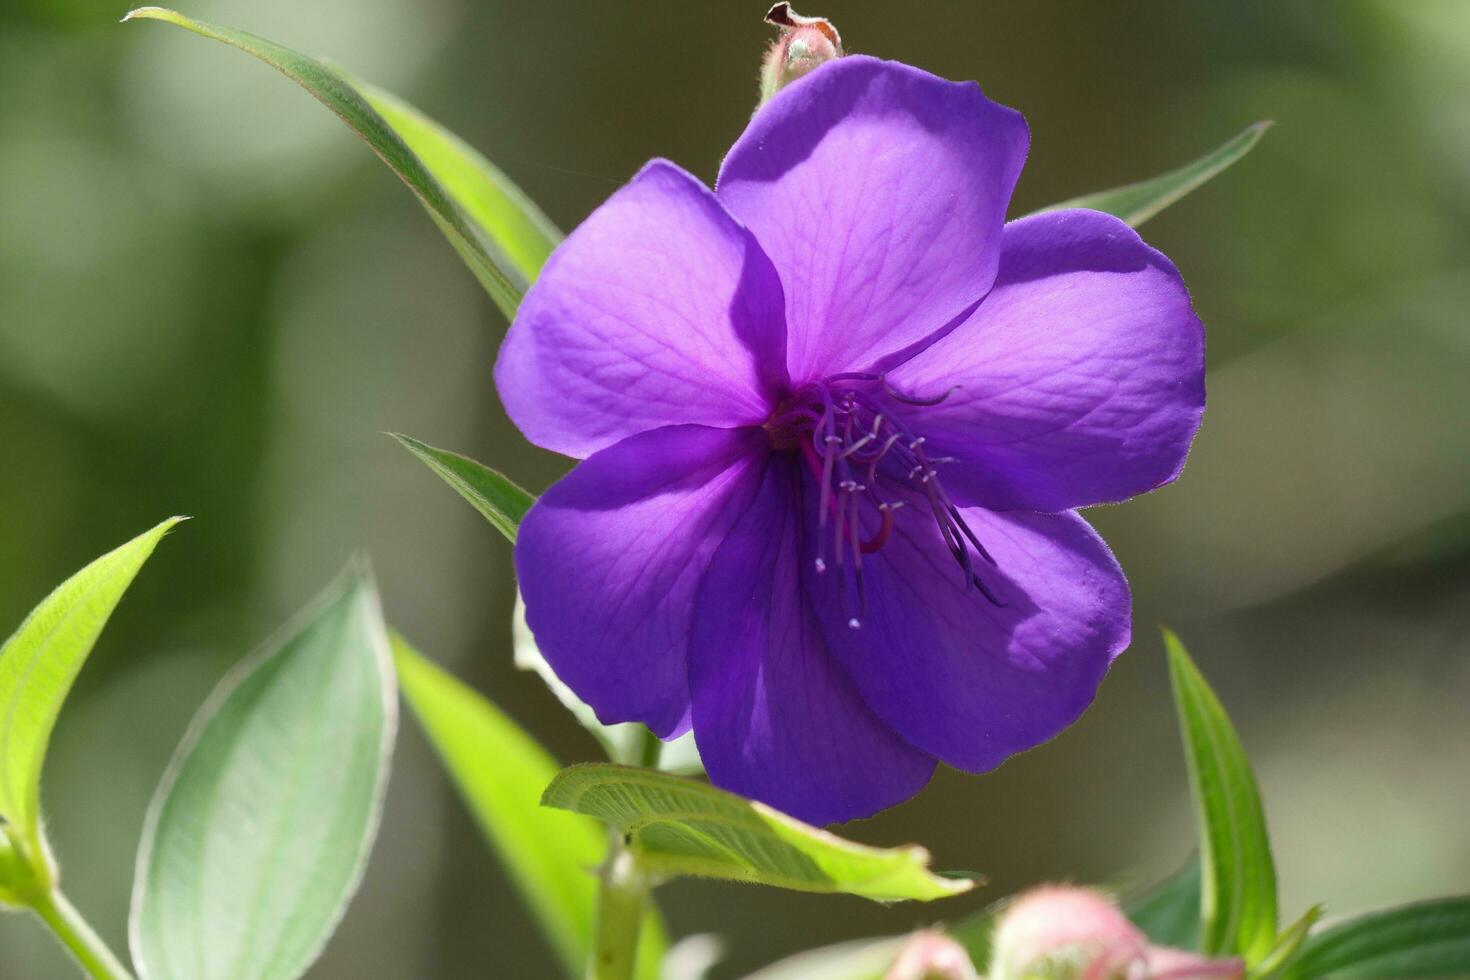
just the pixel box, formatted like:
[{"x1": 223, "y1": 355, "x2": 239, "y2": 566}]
[
  {"x1": 990, "y1": 886, "x2": 1246, "y2": 980},
  {"x1": 759, "y1": 3, "x2": 843, "y2": 104},
  {"x1": 883, "y1": 930, "x2": 980, "y2": 980},
  {"x1": 990, "y1": 886, "x2": 1147, "y2": 980}
]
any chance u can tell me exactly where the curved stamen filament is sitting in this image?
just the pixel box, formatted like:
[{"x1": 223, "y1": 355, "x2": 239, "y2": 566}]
[
  {"x1": 884, "y1": 377, "x2": 960, "y2": 407},
  {"x1": 774, "y1": 378, "x2": 1006, "y2": 613}
]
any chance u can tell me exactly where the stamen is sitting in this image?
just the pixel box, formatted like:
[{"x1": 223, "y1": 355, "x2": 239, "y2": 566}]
[
  {"x1": 884, "y1": 378, "x2": 960, "y2": 406},
  {"x1": 773, "y1": 376, "x2": 1007, "y2": 611},
  {"x1": 860, "y1": 504, "x2": 894, "y2": 553}
]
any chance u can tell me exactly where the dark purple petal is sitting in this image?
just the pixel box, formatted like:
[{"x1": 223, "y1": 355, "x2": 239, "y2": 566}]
[
  {"x1": 885, "y1": 209, "x2": 1206, "y2": 512},
  {"x1": 517, "y1": 425, "x2": 769, "y2": 738},
  {"x1": 806, "y1": 497, "x2": 1130, "y2": 773},
  {"x1": 717, "y1": 56, "x2": 1028, "y2": 382},
  {"x1": 690, "y1": 456, "x2": 935, "y2": 825},
  {"x1": 496, "y1": 161, "x2": 788, "y2": 459}
]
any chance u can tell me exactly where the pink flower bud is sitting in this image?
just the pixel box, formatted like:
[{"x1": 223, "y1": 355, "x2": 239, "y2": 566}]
[
  {"x1": 1145, "y1": 947, "x2": 1245, "y2": 980},
  {"x1": 883, "y1": 930, "x2": 980, "y2": 980},
  {"x1": 990, "y1": 886, "x2": 1245, "y2": 980},
  {"x1": 991, "y1": 886, "x2": 1148, "y2": 980},
  {"x1": 760, "y1": 3, "x2": 843, "y2": 103}
]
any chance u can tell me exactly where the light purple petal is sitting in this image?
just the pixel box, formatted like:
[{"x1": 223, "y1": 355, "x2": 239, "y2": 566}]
[
  {"x1": 516, "y1": 425, "x2": 768, "y2": 738},
  {"x1": 496, "y1": 161, "x2": 788, "y2": 459},
  {"x1": 806, "y1": 498, "x2": 1130, "y2": 773},
  {"x1": 690, "y1": 456, "x2": 934, "y2": 825},
  {"x1": 717, "y1": 56, "x2": 1028, "y2": 382},
  {"x1": 885, "y1": 209, "x2": 1206, "y2": 512}
]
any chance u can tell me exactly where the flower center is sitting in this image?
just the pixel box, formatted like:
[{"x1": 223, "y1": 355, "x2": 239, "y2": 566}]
[{"x1": 763, "y1": 374, "x2": 1003, "y2": 629}]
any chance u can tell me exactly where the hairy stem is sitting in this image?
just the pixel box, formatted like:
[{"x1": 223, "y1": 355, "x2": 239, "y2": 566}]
[
  {"x1": 30, "y1": 889, "x2": 135, "y2": 980},
  {"x1": 588, "y1": 838, "x2": 649, "y2": 980}
]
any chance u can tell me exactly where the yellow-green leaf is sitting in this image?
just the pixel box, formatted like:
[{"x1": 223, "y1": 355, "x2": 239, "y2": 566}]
[
  {"x1": 0, "y1": 517, "x2": 184, "y2": 870},
  {"x1": 394, "y1": 638, "x2": 665, "y2": 978},
  {"x1": 123, "y1": 7, "x2": 562, "y2": 320},
  {"x1": 358, "y1": 82, "x2": 560, "y2": 285},
  {"x1": 542, "y1": 764, "x2": 973, "y2": 903}
]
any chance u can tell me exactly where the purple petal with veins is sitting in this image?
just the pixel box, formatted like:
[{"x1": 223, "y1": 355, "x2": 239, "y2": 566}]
[{"x1": 497, "y1": 55, "x2": 1204, "y2": 824}]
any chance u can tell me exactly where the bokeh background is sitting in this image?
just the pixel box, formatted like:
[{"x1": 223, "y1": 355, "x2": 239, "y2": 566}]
[{"x1": 2, "y1": 1, "x2": 1468, "y2": 976}]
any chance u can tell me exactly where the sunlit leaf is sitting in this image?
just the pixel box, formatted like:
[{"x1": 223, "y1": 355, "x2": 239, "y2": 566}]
[
  {"x1": 0, "y1": 516, "x2": 184, "y2": 869},
  {"x1": 391, "y1": 433, "x2": 534, "y2": 544},
  {"x1": 1285, "y1": 896, "x2": 1470, "y2": 979},
  {"x1": 123, "y1": 7, "x2": 562, "y2": 320},
  {"x1": 357, "y1": 82, "x2": 561, "y2": 284},
  {"x1": 1127, "y1": 859, "x2": 1202, "y2": 950},
  {"x1": 1164, "y1": 629, "x2": 1277, "y2": 963},
  {"x1": 393, "y1": 637, "x2": 665, "y2": 979},
  {"x1": 542, "y1": 764, "x2": 973, "y2": 903},
  {"x1": 1033, "y1": 121, "x2": 1271, "y2": 227},
  {"x1": 131, "y1": 561, "x2": 396, "y2": 980}
]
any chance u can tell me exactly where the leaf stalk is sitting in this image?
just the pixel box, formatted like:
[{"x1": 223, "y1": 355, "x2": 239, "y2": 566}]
[
  {"x1": 589, "y1": 838, "x2": 650, "y2": 980},
  {"x1": 30, "y1": 888, "x2": 135, "y2": 980}
]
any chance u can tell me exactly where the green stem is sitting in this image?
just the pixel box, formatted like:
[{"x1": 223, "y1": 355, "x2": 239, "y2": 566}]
[
  {"x1": 30, "y1": 889, "x2": 135, "y2": 980},
  {"x1": 636, "y1": 726, "x2": 663, "y2": 770},
  {"x1": 588, "y1": 838, "x2": 649, "y2": 980}
]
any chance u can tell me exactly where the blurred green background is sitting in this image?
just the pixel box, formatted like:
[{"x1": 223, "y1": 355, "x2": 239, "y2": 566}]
[{"x1": 2, "y1": 1, "x2": 1468, "y2": 976}]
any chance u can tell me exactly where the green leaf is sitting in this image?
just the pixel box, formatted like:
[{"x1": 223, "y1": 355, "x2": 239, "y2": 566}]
[
  {"x1": 1033, "y1": 121, "x2": 1272, "y2": 228},
  {"x1": 1164, "y1": 629, "x2": 1277, "y2": 963},
  {"x1": 1127, "y1": 859, "x2": 1202, "y2": 950},
  {"x1": 511, "y1": 596, "x2": 703, "y2": 774},
  {"x1": 387, "y1": 434, "x2": 704, "y2": 774},
  {"x1": 356, "y1": 82, "x2": 561, "y2": 285},
  {"x1": 123, "y1": 7, "x2": 563, "y2": 320},
  {"x1": 947, "y1": 903, "x2": 1000, "y2": 973},
  {"x1": 391, "y1": 433, "x2": 534, "y2": 544},
  {"x1": 130, "y1": 561, "x2": 396, "y2": 980},
  {"x1": 1251, "y1": 905, "x2": 1322, "y2": 980},
  {"x1": 0, "y1": 516, "x2": 184, "y2": 870},
  {"x1": 393, "y1": 637, "x2": 665, "y2": 979},
  {"x1": 1285, "y1": 896, "x2": 1470, "y2": 979},
  {"x1": 542, "y1": 764, "x2": 973, "y2": 903}
]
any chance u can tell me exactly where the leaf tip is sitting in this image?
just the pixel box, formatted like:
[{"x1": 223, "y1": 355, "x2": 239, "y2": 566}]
[
  {"x1": 342, "y1": 551, "x2": 378, "y2": 587},
  {"x1": 121, "y1": 6, "x2": 171, "y2": 23},
  {"x1": 387, "y1": 431, "x2": 425, "y2": 453}
]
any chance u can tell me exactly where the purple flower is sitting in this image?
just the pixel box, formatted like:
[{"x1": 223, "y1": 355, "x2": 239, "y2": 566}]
[{"x1": 497, "y1": 57, "x2": 1204, "y2": 825}]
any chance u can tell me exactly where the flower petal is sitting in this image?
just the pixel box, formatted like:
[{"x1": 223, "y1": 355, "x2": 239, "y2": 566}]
[
  {"x1": 690, "y1": 456, "x2": 934, "y2": 825},
  {"x1": 806, "y1": 500, "x2": 1130, "y2": 773},
  {"x1": 885, "y1": 209, "x2": 1206, "y2": 512},
  {"x1": 496, "y1": 161, "x2": 788, "y2": 459},
  {"x1": 717, "y1": 56, "x2": 1028, "y2": 382},
  {"x1": 516, "y1": 424, "x2": 768, "y2": 738}
]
